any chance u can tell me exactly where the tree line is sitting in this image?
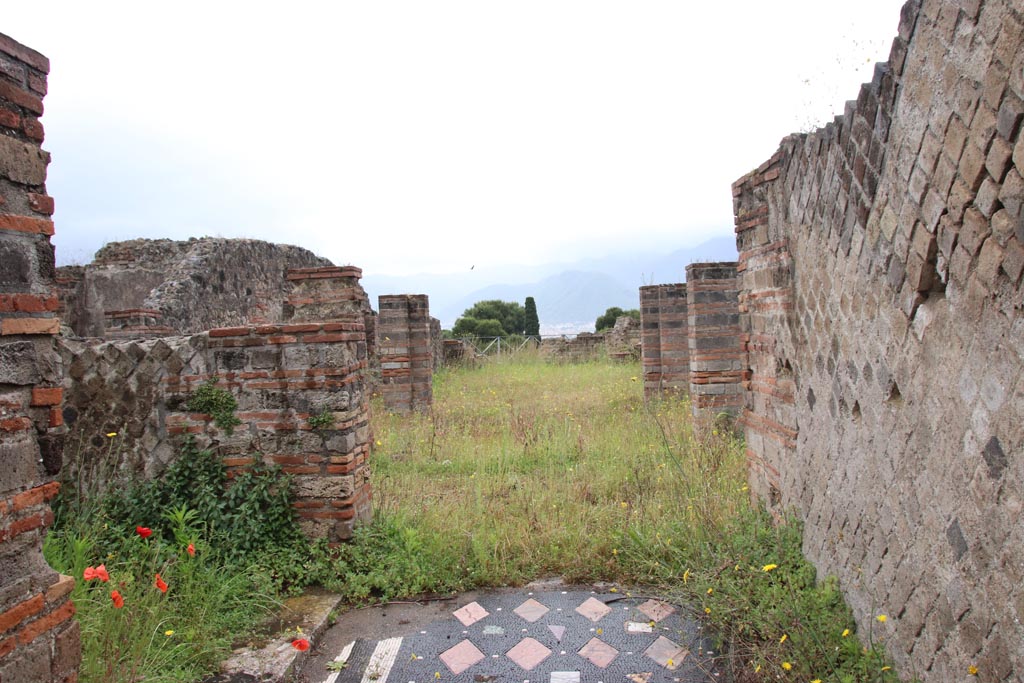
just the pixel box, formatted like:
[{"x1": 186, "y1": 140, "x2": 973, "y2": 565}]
[{"x1": 451, "y1": 298, "x2": 638, "y2": 337}]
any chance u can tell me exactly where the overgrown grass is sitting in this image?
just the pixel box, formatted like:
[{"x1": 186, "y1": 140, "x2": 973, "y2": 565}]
[
  {"x1": 361, "y1": 351, "x2": 901, "y2": 682},
  {"x1": 48, "y1": 351, "x2": 903, "y2": 682}
]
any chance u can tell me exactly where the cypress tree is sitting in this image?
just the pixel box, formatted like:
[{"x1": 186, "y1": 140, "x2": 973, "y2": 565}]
[{"x1": 524, "y1": 297, "x2": 540, "y2": 337}]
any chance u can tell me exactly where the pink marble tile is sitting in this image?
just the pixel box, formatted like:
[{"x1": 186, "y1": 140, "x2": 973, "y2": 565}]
[
  {"x1": 644, "y1": 635, "x2": 687, "y2": 670},
  {"x1": 578, "y1": 637, "x2": 618, "y2": 668},
  {"x1": 440, "y1": 639, "x2": 486, "y2": 675},
  {"x1": 637, "y1": 598, "x2": 676, "y2": 622},
  {"x1": 452, "y1": 601, "x2": 489, "y2": 627},
  {"x1": 506, "y1": 637, "x2": 552, "y2": 671},
  {"x1": 513, "y1": 597, "x2": 550, "y2": 623},
  {"x1": 575, "y1": 596, "x2": 612, "y2": 622}
]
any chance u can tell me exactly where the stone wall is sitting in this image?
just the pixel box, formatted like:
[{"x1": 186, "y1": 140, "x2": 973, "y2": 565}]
[
  {"x1": 61, "y1": 319, "x2": 372, "y2": 542},
  {"x1": 429, "y1": 317, "x2": 443, "y2": 371},
  {"x1": 377, "y1": 295, "x2": 433, "y2": 413},
  {"x1": 538, "y1": 333, "x2": 606, "y2": 362},
  {"x1": 604, "y1": 315, "x2": 641, "y2": 362},
  {"x1": 733, "y1": 0, "x2": 1023, "y2": 678},
  {"x1": 639, "y1": 284, "x2": 688, "y2": 397},
  {"x1": 0, "y1": 31, "x2": 80, "y2": 683},
  {"x1": 57, "y1": 238, "x2": 331, "y2": 337}
]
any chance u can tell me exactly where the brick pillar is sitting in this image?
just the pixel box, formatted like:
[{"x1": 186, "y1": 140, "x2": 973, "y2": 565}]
[
  {"x1": 378, "y1": 295, "x2": 433, "y2": 413},
  {"x1": 640, "y1": 284, "x2": 688, "y2": 399},
  {"x1": 103, "y1": 309, "x2": 175, "y2": 340},
  {"x1": 686, "y1": 262, "x2": 744, "y2": 417},
  {"x1": 0, "y1": 32, "x2": 81, "y2": 683},
  {"x1": 285, "y1": 266, "x2": 376, "y2": 370}
]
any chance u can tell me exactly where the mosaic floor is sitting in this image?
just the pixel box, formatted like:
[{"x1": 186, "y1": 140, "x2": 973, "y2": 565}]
[{"x1": 317, "y1": 588, "x2": 723, "y2": 682}]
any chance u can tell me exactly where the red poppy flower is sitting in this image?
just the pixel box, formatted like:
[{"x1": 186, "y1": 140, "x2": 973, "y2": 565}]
[
  {"x1": 110, "y1": 590, "x2": 124, "y2": 608},
  {"x1": 155, "y1": 574, "x2": 168, "y2": 593},
  {"x1": 83, "y1": 565, "x2": 110, "y2": 582},
  {"x1": 136, "y1": 526, "x2": 153, "y2": 539},
  {"x1": 291, "y1": 638, "x2": 310, "y2": 651},
  {"x1": 186, "y1": 543, "x2": 195, "y2": 557}
]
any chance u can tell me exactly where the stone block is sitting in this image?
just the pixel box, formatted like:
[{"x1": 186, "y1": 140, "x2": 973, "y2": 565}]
[
  {"x1": 292, "y1": 474, "x2": 354, "y2": 500},
  {"x1": 0, "y1": 134, "x2": 48, "y2": 185},
  {"x1": 986, "y1": 136, "x2": 1013, "y2": 182}
]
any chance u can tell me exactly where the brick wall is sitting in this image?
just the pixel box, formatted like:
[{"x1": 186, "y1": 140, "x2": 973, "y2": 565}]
[
  {"x1": 734, "y1": 0, "x2": 1023, "y2": 678},
  {"x1": 61, "y1": 319, "x2": 372, "y2": 541},
  {"x1": 639, "y1": 284, "x2": 689, "y2": 398},
  {"x1": 377, "y1": 295, "x2": 433, "y2": 413},
  {"x1": 685, "y1": 263, "x2": 743, "y2": 417},
  {"x1": 0, "y1": 31, "x2": 81, "y2": 683}
]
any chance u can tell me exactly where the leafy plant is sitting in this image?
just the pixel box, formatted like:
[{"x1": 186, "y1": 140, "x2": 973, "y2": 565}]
[
  {"x1": 307, "y1": 409, "x2": 336, "y2": 430},
  {"x1": 185, "y1": 378, "x2": 242, "y2": 435}
]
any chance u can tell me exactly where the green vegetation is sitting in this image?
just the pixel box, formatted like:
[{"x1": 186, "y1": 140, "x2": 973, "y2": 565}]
[
  {"x1": 46, "y1": 439, "x2": 298, "y2": 682},
  {"x1": 523, "y1": 296, "x2": 540, "y2": 337},
  {"x1": 185, "y1": 379, "x2": 242, "y2": 435},
  {"x1": 452, "y1": 299, "x2": 526, "y2": 337},
  {"x1": 367, "y1": 353, "x2": 901, "y2": 681},
  {"x1": 307, "y1": 409, "x2": 337, "y2": 431},
  {"x1": 595, "y1": 306, "x2": 640, "y2": 331},
  {"x1": 51, "y1": 353, "x2": 901, "y2": 682}
]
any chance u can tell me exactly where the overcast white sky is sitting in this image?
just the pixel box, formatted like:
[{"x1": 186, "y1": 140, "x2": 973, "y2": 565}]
[{"x1": 5, "y1": 1, "x2": 905, "y2": 276}]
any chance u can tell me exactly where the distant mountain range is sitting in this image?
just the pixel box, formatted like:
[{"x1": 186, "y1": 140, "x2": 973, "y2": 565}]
[{"x1": 362, "y1": 234, "x2": 737, "y2": 332}]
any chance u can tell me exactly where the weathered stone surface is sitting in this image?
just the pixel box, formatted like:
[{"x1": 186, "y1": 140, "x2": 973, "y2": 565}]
[
  {"x1": 57, "y1": 237, "x2": 332, "y2": 337},
  {"x1": 0, "y1": 133, "x2": 48, "y2": 185},
  {"x1": 731, "y1": 0, "x2": 1024, "y2": 678}
]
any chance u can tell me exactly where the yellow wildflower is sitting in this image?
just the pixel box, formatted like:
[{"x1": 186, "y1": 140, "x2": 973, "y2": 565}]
[
  {"x1": 596, "y1": 628, "x2": 603, "y2": 635},
  {"x1": 164, "y1": 630, "x2": 174, "y2": 636},
  {"x1": 612, "y1": 548, "x2": 618, "y2": 555},
  {"x1": 683, "y1": 569, "x2": 690, "y2": 583},
  {"x1": 881, "y1": 666, "x2": 891, "y2": 671},
  {"x1": 876, "y1": 614, "x2": 887, "y2": 623},
  {"x1": 841, "y1": 628, "x2": 850, "y2": 637},
  {"x1": 704, "y1": 607, "x2": 711, "y2": 614},
  {"x1": 666, "y1": 658, "x2": 674, "y2": 667},
  {"x1": 812, "y1": 680, "x2": 822, "y2": 683},
  {"x1": 779, "y1": 633, "x2": 787, "y2": 644},
  {"x1": 106, "y1": 432, "x2": 117, "y2": 438},
  {"x1": 706, "y1": 588, "x2": 713, "y2": 595},
  {"x1": 762, "y1": 563, "x2": 778, "y2": 572},
  {"x1": 968, "y1": 665, "x2": 979, "y2": 675},
  {"x1": 781, "y1": 661, "x2": 792, "y2": 670}
]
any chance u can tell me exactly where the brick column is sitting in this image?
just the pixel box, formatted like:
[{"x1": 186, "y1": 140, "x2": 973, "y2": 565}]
[
  {"x1": 378, "y1": 295, "x2": 433, "y2": 413},
  {"x1": 0, "y1": 32, "x2": 81, "y2": 683},
  {"x1": 640, "y1": 284, "x2": 688, "y2": 399},
  {"x1": 686, "y1": 262, "x2": 743, "y2": 417},
  {"x1": 165, "y1": 321, "x2": 372, "y2": 541},
  {"x1": 286, "y1": 266, "x2": 376, "y2": 372}
]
